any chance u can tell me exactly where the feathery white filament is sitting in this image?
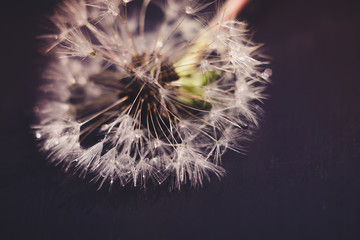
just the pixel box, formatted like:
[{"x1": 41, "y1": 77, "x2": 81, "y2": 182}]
[{"x1": 34, "y1": 0, "x2": 269, "y2": 189}]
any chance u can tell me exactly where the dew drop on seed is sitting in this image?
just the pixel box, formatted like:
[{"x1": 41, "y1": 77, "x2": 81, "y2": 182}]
[
  {"x1": 156, "y1": 40, "x2": 163, "y2": 49},
  {"x1": 108, "y1": 9, "x2": 118, "y2": 17},
  {"x1": 89, "y1": 51, "x2": 96, "y2": 58},
  {"x1": 35, "y1": 132, "x2": 42, "y2": 139},
  {"x1": 185, "y1": 6, "x2": 194, "y2": 14},
  {"x1": 69, "y1": 77, "x2": 76, "y2": 84},
  {"x1": 261, "y1": 68, "x2": 272, "y2": 80}
]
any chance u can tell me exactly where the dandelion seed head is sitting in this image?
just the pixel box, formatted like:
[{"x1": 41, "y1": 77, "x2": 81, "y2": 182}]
[{"x1": 34, "y1": 0, "x2": 269, "y2": 189}]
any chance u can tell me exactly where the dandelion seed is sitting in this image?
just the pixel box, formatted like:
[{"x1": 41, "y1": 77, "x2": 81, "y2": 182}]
[{"x1": 34, "y1": 0, "x2": 269, "y2": 189}]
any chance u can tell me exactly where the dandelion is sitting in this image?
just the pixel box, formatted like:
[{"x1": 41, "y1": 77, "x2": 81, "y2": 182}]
[{"x1": 34, "y1": 0, "x2": 269, "y2": 189}]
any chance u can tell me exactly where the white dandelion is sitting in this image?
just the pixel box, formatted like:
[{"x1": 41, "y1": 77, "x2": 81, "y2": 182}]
[{"x1": 34, "y1": 0, "x2": 269, "y2": 189}]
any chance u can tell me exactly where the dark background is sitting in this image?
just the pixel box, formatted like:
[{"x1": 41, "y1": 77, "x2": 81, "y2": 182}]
[{"x1": 1, "y1": 0, "x2": 360, "y2": 239}]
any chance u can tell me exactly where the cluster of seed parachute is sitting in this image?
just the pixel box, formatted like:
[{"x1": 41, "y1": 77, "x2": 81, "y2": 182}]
[{"x1": 34, "y1": 0, "x2": 268, "y2": 189}]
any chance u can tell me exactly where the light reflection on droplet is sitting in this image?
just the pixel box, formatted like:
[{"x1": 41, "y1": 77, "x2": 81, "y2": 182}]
[{"x1": 261, "y1": 68, "x2": 272, "y2": 80}]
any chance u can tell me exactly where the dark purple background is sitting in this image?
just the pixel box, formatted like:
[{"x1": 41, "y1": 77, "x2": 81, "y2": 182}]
[{"x1": 1, "y1": 0, "x2": 360, "y2": 239}]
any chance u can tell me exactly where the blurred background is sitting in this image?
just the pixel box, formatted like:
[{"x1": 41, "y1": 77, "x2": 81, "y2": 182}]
[{"x1": 1, "y1": 0, "x2": 359, "y2": 239}]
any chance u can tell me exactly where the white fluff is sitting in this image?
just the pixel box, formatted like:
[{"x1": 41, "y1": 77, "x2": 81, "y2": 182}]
[{"x1": 34, "y1": 0, "x2": 269, "y2": 189}]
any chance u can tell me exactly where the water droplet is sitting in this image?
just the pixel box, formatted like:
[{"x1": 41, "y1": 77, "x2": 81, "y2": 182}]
[
  {"x1": 185, "y1": 6, "x2": 194, "y2": 14},
  {"x1": 261, "y1": 68, "x2": 272, "y2": 80},
  {"x1": 35, "y1": 132, "x2": 42, "y2": 139},
  {"x1": 156, "y1": 41, "x2": 163, "y2": 49},
  {"x1": 89, "y1": 51, "x2": 96, "y2": 58}
]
